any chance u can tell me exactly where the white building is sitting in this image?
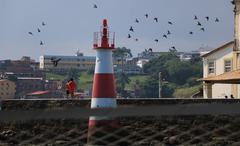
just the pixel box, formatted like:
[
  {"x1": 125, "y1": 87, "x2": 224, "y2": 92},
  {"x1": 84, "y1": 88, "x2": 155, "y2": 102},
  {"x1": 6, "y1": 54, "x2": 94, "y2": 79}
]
[
  {"x1": 201, "y1": 41, "x2": 235, "y2": 98},
  {"x1": 39, "y1": 55, "x2": 96, "y2": 71}
]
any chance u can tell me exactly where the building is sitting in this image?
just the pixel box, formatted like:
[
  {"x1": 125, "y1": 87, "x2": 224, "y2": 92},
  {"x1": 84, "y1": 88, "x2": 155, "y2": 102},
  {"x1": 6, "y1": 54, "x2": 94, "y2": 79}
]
[
  {"x1": 136, "y1": 59, "x2": 149, "y2": 68},
  {"x1": 201, "y1": 41, "x2": 235, "y2": 98},
  {"x1": 0, "y1": 79, "x2": 16, "y2": 99},
  {"x1": 200, "y1": 0, "x2": 240, "y2": 99},
  {"x1": 40, "y1": 55, "x2": 96, "y2": 71},
  {"x1": 16, "y1": 77, "x2": 44, "y2": 97},
  {"x1": 45, "y1": 79, "x2": 62, "y2": 91}
]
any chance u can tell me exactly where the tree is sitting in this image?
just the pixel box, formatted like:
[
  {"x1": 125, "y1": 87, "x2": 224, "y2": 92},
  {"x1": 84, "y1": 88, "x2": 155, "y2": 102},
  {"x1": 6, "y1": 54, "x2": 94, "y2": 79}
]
[
  {"x1": 113, "y1": 47, "x2": 132, "y2": 72},
  {"x1": 116, "y1": 72, "x2": 131, "y2": 97}
]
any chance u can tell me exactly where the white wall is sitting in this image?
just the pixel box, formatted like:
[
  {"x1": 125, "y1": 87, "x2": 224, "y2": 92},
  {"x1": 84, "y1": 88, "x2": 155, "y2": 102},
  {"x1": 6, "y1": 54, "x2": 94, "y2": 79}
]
[{"x1": 203, "y1": 44, "x2": 235, "y2": 98}]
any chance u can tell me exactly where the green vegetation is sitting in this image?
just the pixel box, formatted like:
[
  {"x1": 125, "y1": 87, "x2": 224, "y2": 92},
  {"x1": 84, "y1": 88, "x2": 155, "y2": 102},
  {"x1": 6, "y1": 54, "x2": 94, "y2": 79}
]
[
  {"x1": 46, "y1": 72, "x2": 65, "y2": 80},
  {"x1": 125, "y1": 75, "x2": 148, "y2": 90},
  {"x1": 140, "y1": 52, "x2": 203, "y2": 98},
  {"x1": 78, "y1": 72, "x2": 93, "y2": 90},
  {"x1": 173, "y1": 85, "x2": 202, "y2": 98}
]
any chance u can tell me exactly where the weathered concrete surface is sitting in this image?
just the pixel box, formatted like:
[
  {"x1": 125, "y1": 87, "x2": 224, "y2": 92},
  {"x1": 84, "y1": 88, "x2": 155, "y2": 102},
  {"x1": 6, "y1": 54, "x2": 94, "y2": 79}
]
[
  {"x1": 1, "y1": 99, "x2": 240, "y2": 145},
  {"x1": 2, "y1": 98, "x2": 240, "y2": 110}
]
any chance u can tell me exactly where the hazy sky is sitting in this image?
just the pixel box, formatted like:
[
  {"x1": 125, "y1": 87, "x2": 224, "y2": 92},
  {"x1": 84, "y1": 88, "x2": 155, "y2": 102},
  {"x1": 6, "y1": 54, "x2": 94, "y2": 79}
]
[{"x1": 0, "y1": 0, "x2": 234, "y2": 60}]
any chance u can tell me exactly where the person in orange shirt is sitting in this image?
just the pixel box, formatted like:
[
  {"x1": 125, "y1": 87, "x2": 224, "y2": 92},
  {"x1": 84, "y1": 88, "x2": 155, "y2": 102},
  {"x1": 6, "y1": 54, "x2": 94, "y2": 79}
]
[{"x1": 68, "y1": 78, "x2": 76, "y2": 98}]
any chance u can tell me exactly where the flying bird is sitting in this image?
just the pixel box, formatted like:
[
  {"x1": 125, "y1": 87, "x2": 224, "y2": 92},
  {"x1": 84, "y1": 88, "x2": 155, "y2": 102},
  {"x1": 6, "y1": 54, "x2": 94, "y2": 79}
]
[
  {"x1": 189, "y1": 31, "x2": 193, "y2": 35},
  {"x1": 205, "y1": 16, "x2": 209, "y2": 21},
  {"x1": 154, "y1": 17, "x2": 158, "y2": 22},
  {"x1": 135, "y1": 18, "x2": 139, "y2": 23},
  {"x1": 128, "y1": 34, "x2": 131, "y2": 38},
  {"x1": 51, "y1": 57, "x2": 61, "y2": 67},
  {"x1": 163, "y1": 34, "x2": 167, "y2": 38},
  {"x1": 135, "y1": 38, "x2": 139, "y2": 41},
  {"x1": 129, "y1": 26, "x2": 134, "y2": 32},
  {"x1": 40, "y1": 41, "x2": 44, "y2": 45},
  {"x1": 200, "y1": 27, "x2": 205, "y2": 31},
  {"x1": 154, "y1": 39, "x2": 159, "y2": 42},
  {"x1": 167, "y1": 30, "x2": 171, "y2": 35},
  {"x1": 28, "y1": 32, "x2": 33, "y2": 35},
  {"x1": 42, "y1": 22, "x2": 46, "y2": 26},
  {"x1": 37, "y1": 28, "x2": 41, "y2": 33},
  {"x1": 171, "y1": 46, "x2": 176, "y2": 50},
  {"x1": 168, "y1": 21, "x2": 173, "y2": 25},
  {"x1": 194, "y1": 15, "x2": 198, "y2": 20},
  {"x1": 93, "y1": 4, "x2": 97, "y2": 8},
  {"x1": 215, "y1": 18, "x2": 219, "y2": 22},
  {"x1": 197, "y1": 21, "x2": 202, "y2": 26},
  {"x1": 145, "y1": 14, "x2": 148, "y2": 18}
]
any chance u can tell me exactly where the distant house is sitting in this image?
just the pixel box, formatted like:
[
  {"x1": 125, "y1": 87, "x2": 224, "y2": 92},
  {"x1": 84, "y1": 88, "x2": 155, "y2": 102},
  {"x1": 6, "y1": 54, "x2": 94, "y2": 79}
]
[
  {"x1": 0, "y1": 79, "x2": 16, "y2": 99},
  {"x1": 16, "y1": 77, "x2": 44, "y2": 97}
]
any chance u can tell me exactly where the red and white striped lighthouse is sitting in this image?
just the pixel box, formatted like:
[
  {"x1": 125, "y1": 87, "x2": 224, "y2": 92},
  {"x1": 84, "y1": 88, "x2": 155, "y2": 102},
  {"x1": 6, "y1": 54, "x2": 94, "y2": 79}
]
[{"x1": 88, "y1": 19, "x2": 118, "y2": 145}]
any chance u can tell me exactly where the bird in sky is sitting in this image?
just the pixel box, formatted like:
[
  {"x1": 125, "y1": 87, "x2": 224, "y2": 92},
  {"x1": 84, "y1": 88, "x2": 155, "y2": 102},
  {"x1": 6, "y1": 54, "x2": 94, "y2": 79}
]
[
  {"x1": 28, "y1": 32, "x2": 33, "y2": 35},
  {"x1": 129, "y1": 26, "x2": 134, "y2": 32},
  {"x1": 37, "y1": 28, "x2": 41, "y2": 33},
  {"x1": 40, "y1": 41, "x2": 44, "y2": 45},
  {"x1": 215, "y1": 18, "x2": 219, "y2": 22},
  {"x1": 167, "y1": 30, "x2": 171, "y2": 35},
  {"x1": 135, "y1": 18, "x2": 139, "y2": 23},
  {"x1": 128, "y1": 34, "x2": 131, "y2": 38},
  {"x1": 163, "y1": 34, "x2": 167, "y2": 38},
  {"x1": 197, "y1": 21, "x2": 202, "y2": 26},
  {"x1": 145, "y1": 14, "x2": 148, "y2": 18},
  {"x1": 154, "y1": 17, "x2": 158, "y2": 22},
  {"x1": 42, "y1": 22, "x2": 46, "y2": 26},
  {"x1": 205, "y1": 16, "x2": 210, "y2": 21},
  {"x1": 93, "y1": 4, "x2": 97, "y2": 8},
  {"x1": 168, "y1": 21, "x2": 173, "y2": 25},
  {"x1": 135, "y1": 38, "x2": 139, "y2": 41},
  {"x1": 189, "y1": 31, "x2": 193, "y2": 35},
  {"x1": 51, "y1": 57, "x2": 61, "y2": 67},
  {"x1": 154, "y1": 39, "x2": 159, "y2": 42},
  {"x1": 200, "y1": 27, "x2": 205, "y2": 31},
  {"x1": 194, "y1": 15, "x2": 198, "y2": 20}
]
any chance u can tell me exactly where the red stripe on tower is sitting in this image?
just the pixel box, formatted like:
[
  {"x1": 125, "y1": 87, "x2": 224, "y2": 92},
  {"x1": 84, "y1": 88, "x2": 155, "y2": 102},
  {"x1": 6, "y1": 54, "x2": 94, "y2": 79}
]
[{"x1": 92, "y1": 74, "x2": 116, "y2": 98}]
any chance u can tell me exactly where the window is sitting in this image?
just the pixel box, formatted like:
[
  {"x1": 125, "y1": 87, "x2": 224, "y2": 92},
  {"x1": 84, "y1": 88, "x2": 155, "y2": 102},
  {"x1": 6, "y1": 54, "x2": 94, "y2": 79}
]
[
  {"x1": 224, "y1": 60, "x2": 232, "y2": 72},
  {"x1": 208, "y1": 61, "x2": 215, "y2": 74}
]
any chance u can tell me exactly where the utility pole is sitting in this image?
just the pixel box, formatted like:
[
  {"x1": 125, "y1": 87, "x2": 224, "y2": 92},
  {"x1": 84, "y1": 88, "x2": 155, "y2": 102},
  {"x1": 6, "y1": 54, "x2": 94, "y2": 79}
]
[{"x1": 159, "y1": 72, "x2": 162, "y2": 98}]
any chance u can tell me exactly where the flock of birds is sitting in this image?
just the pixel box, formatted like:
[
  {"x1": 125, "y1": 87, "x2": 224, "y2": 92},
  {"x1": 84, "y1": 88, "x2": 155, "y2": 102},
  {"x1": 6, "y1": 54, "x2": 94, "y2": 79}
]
[
  {"x1": 28, "y1": 22, "x2": 47, "y2": 46},
  {"x1": 26, "y1": 3, "x2": 224, "y2": 66},
  {"x1": 92, "y1": 3, "x2": 222, "y2": 52},
  {"x1": 127, "y1": 13, "x2": 220, "y2": 51}
]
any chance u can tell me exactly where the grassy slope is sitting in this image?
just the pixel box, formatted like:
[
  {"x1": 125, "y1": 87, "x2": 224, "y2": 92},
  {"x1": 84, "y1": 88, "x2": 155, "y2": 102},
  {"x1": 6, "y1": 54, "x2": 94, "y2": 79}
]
[
  {"x1": 46, "y1": 72, "x2": 65, "y2": 80},
  {"x1": 173, "y1": 84, "x2": 202, "y2": 98},
  {"x1": 78, "y1": 72, "x2": 93, "y2": 90}
]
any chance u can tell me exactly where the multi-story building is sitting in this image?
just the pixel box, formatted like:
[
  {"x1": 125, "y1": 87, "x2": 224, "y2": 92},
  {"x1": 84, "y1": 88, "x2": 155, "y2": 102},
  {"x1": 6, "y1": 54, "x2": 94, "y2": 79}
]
[
  {"x1": 0, "y1": 79, "x2": 16, "y2": 99},
  {"x1": 39, "y1": 55, "x2": 96, "y2": 71},
  {"x1": 200, "y1": 0, "x2": 240, "y2": 99},
  {"x1": 201, "y1": 41, "x2": 235, "y2": 98}
]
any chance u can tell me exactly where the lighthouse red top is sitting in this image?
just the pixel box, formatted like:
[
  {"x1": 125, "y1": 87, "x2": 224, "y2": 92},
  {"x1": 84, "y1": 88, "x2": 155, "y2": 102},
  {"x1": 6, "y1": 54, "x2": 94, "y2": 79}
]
[{"x1": 93, "y1": 19, "x2": 115, "y2": 49}]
